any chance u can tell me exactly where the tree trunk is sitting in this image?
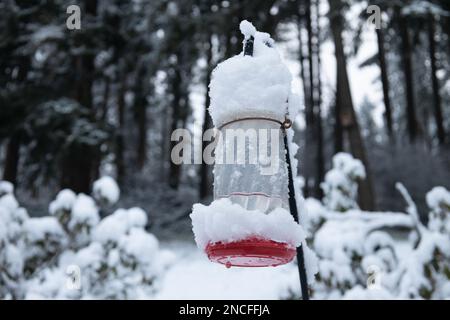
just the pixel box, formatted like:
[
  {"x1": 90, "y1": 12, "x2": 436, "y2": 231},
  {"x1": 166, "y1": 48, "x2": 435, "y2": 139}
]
[
  {"x1": 168, "y1": 65, "x2": 183, "y2": 190},
  {"x1": 329, "y1": 0, "x2": 375, "y2": 210},
  {"x1": 100, "y1": 78, "x2": 110, "y2": 121},
  {"x1": 398, "y1": 12, "x2": 419, "y2": 142},
  {"x1": 334, "y1": 81, "x2": 344, "y2": 153},
  {"x1": 313, "y1": 0, "x2": 324, "y2": 199},
  {"x1": 135, "y1": 67, "x2": 148, "y2": 170},
  {"x1": 297, "y1": 16, "x2": 312, "y2": 197},
  {"x1": 3, "y1": 134, "x2": 20, "y2": 185},
  {"x1": 199, "y1": 37, "x2": 213, "y2": 199},
  {"x1": 60, "y1": 143, "x2": 94, "y2": 193},
  {"x1": 376, "y1": 27, "x2": 394, "y2": 139},
  {"x1": 428, "y1": 14, "x2": 445, "y2": 145},
  {"x1": 61, "y1": 0, "x2": 97, "y2": 193},
  {"x1": 298, "y1": 0, "x2": 318, "y2": 198},
  {"x1": 305, "y1": 0, "x2": 318, "y2": 198},
  {"x1": 116, "y1": 79, "x2": 126, "y2": 185}
]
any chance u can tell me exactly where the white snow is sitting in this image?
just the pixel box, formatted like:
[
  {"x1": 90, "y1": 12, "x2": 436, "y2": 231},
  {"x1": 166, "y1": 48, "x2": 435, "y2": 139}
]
[
  {"x1": 239, "y1": 20, "x2": 256, "y2": 39},
  {"x1": 92, "y1": 176, "x2": 120, "y2": 205},
  {"x1": 313, "y1": 212, "x2": 412, "y2": 261},
  {"x1": 0, "y1": 193, "x2": 19, "y2": 213},
  {"x1": 426, "y1": 186, "x2": 450, "y2": 210},
  {"x1": 49, "y1": 189, "x2": 76, "y2": 215},
  {"x1": 190, "y1": 198, "x2": 305, "y2": 249},
  {"x1": 48, "y1": 191, "x2": 100, "y2": 248},
  {"x1": 303, "y1": 243, "x2": 319, "y2": 285},
  {"x1": 75, "y1": 242, "x2": 104, "y2": 269},
  {"x1": 0, "y1": 193, "x2": 28, "y2": 242},
  {"x1": 0, "y1": 221, "x2": 6, "y2": 242},
  {"x1": 3, "y1": 245, "x2": 24, "y2": 278},
  {"x1": 426, "y1": 186, "x2": 450, "y2": 233},
  {"x1": 343, "y1": 285, "x2": 394, "y2": 300},
  {"x1": 119, "y1": 228, "x2": 159, "y2": 263},
  {"x1": 402, "y1": 1, "x2": 450, "y2": 17},
  {"x1": 23, "y1": 217, "x2": 67, "y2": 243},
  {"x1": 115, "y1": 207, "x2": 148, "y2": 229},
  {"x1": 156, "y1": 242, "x2": 299, "y2": 300},
  {"x1": 70, "y1": 194, "x2": 100, "y2": 229},
  {"x1": 93, "y1": 207, "x2": 148, "y2": 244},
  {"x1": 396, "y1": 231, "x2": 450, "y2": 299},
  {"x1": 332, "y1": 152, "x2": 365, "y2": 180},
  {"x1": 31, "y1": 25, "x2": 64, "y2": 44},
  {"x1": 321, "y1": 153, "x2": 366, "y2": 211},
  {"x1": 0, "y1": 181, "x2": 14, "y2": 196},
  {"x1": 209, "y1": 21, "x2": 295, "y2": 128}
]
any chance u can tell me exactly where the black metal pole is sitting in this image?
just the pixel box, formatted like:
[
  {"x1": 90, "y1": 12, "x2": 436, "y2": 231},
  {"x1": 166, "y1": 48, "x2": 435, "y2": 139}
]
[
  {"x1": 244, "y1": 36, "x2": 255, "y2": 56},
  {"x1": 243, "y1": 35, "x2": 309, "y2": 300},
  {"x1": 283, "y1": 132, "x2": 310, "y2": 300}
]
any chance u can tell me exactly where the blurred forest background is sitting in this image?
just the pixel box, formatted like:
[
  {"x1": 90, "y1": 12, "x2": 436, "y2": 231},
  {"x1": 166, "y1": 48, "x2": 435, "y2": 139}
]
[{"x1": 1, "y1": 0, "x2": 449, "y2": 230}]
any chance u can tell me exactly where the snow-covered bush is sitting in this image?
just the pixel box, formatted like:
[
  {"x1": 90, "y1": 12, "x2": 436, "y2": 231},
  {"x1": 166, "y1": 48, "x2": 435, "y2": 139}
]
[
  {"x1": 22, "y1": 217, "x2": 68, "y2": 276},
  {"x1": 50, "y1": 190, "x2": 99, "y2": 249},
  {"x1": 92, "y1": 176, "x2": 120, "y2": 207},
  {"x1": 25, "y1": 208, "x2": 174, "y2": 299},
  {"x1": 0, "y1": 185, "x2": 28, "y2": 299},
  {"x1": 310, "y1": 210, "x2": 403, "y2": 299},
  {"x1": 397, "y1": 232, "x2": 450, "y2": 299},
  {"x1": 426, "y1": 187, "x2": 450, "y2": 234},
  {"x1": 0, "y1": 177, "x2": 173, "y2": 299},
  {"x1": 394, "y1": 184, "x2": 450, "y2": 299},
  {"x1": 321, "y1": 153, "x2": 366, "y2": 212},
  {"x1": 306, "y1": 156, "x2": 450, "y2": 300},
  {"x1": 0, "y1": 181, "x2": 14, "y2": 197},
  {"x1": 69, "y1": 208, "x2": 174, "y2": 299},
  {"x1": 308, "y1": 168, "x2": 450, "y2": 300}
]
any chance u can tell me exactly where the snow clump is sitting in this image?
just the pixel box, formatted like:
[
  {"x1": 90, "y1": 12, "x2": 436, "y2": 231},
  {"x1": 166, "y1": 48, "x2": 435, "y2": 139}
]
[{"x1": 190, "y1": 198, "x2": 305, "y2": 249}]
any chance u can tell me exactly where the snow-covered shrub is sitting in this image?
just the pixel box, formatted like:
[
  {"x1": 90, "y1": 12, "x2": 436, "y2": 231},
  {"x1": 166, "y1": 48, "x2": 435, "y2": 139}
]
[
  {"x1": 426, "y1": 187, "x2": 450, "y2": 234},
  {"x1": 303, "y1": 198, "x2": 327, "y2": 235},
  {"x1": 0, "y1": 177, "x2": 173, "y2": 299},
  {"x1": 62, "y1": 207, "x2": 174, "y2": 299},
  {"x1": 0, "y1": 181, "x2": 14, "y2": 197},
  {"x1": 49, "y1": 189, "x2": 76, "y2": 227},
  {"x1": 311, "y1": 215, "x2": 401, "y2": 299},
  {"x1": 397, "y1": 232, "x2": 450, "y2": 299},
  {"x1": 0, "y1": 183, "x2": 28, "y2": 298},
  {"x1": 68, "y1": 194, "x2": 100, "y2": 247},
  {"x1": 395, "y1": 185, "x2": 450, "y2": 299},
  {"x1": 0, "y1": 192, "x2": 28, "y2": 244},
  {"x1": 321, "y1": 153, "x2": 366, "y2": 212},
  {"x1": 24, "y1": 206, "x2": 173, "y2": 299},
  {"x1": 311, "y1": 181, "x2": 450, "y2": 300},
  {"x1": 92, "y1": 176, "x2": 120, "y2": 207},
  {"x1": 22, "y1": 217, "x2": 68, "y2": 276},
  {"x1": 50, "y1": 190, "x2": 99, "y2": 249},
  {"x1": 362, "y1": 232, "x2": 398, "y2": 275}
]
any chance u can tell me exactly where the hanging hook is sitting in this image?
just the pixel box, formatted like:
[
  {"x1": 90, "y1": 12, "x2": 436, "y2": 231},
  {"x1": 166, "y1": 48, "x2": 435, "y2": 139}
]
[{"x1": 283, "y1": 118, "x2": 292, "y2": 129}]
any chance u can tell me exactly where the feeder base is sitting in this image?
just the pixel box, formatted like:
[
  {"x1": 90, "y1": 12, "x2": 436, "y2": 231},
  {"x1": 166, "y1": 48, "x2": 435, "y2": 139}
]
[{"x1": 205, "y1": 238, "x2": 296, "y2": 267}]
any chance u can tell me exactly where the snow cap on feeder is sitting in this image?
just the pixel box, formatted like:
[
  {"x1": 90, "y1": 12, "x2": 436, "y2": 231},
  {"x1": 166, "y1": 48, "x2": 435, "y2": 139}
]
[
  {"x1": 191, "y1": 20, "x2": 304, "y2": 268},
  {"x1": 208, "y1": 20, "x2": 298, "y2": 130}
]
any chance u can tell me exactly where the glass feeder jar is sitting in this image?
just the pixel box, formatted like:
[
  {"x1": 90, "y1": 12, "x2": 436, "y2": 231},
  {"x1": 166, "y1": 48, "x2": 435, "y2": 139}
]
[{"x1": 206, "y1": 117, "x2": 296, "y2": 267}]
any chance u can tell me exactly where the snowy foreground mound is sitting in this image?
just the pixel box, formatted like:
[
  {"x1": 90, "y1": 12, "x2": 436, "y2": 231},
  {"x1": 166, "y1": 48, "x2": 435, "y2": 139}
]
[
  {"x1": 1, "y1": 152, "x2": 450, "y2": 299},
  {"x1": 209, "y1": 20, "x2": 297, "y2": 127},
  {"x1": 190, "y1": 199, "x2": 305, "y2": 249},
  {"x1": 0, "y1": 177, "x2": 174, "y2": 299}
]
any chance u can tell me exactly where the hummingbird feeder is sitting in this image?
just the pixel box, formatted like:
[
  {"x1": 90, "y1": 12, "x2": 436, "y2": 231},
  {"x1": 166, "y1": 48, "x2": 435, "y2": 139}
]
[{"x1": 191, "y1": 20, "x2": 308, "y2": 284}]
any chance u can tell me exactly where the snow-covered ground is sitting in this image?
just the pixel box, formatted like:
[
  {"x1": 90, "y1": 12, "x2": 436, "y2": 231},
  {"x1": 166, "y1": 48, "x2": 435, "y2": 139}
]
[
  {"x1": 1, "y1": 154, "x2": 449, "y2": 300},
  {"x1": 157, "y1": 241, "x2": 299, "y2": 300}
]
